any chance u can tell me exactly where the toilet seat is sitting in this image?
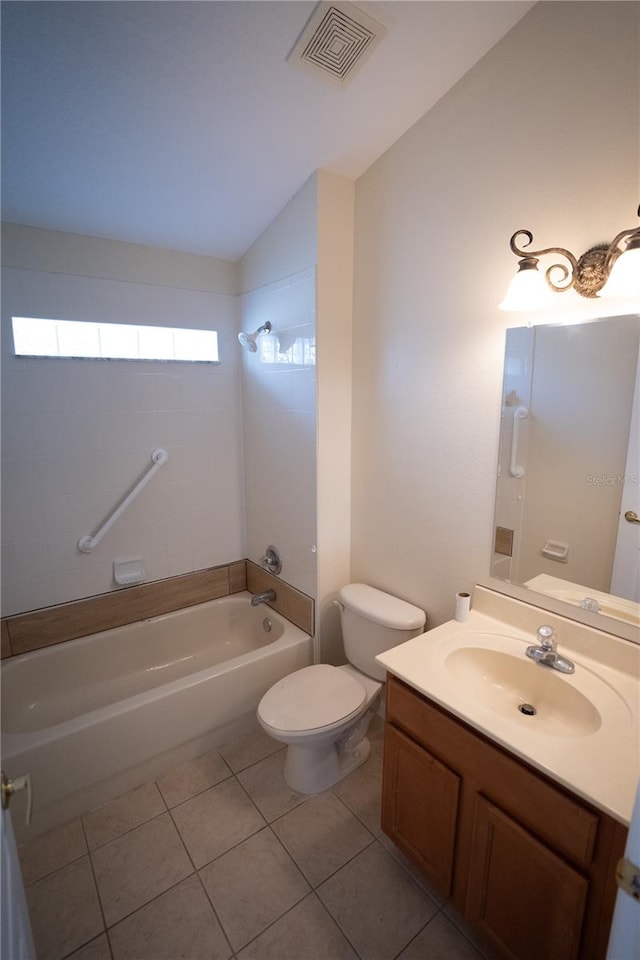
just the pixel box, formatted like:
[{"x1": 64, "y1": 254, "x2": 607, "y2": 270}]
[{"x1": 258, "y1": 664, "x2": 366, "y2": 734}]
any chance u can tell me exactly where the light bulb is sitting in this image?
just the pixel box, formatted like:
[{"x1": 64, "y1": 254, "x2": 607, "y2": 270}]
[
  {"x1": 600, "y1": 247, "x2": 640, "y2": 299},
  {"x1": 498, "y1": 263, "x2": 554, "y2": 312}
]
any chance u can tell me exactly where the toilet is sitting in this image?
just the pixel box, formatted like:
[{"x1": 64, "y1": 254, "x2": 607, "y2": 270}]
[{"x1": 257, "y1": 583, "x2": 426, "y2": 794}]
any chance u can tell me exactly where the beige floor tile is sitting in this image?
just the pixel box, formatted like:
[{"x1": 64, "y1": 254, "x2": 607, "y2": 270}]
[
  {"x1": 91, "y1": 812, "x2": 192, "y2": 926},
  {"x1": 199, "y1": 826, "x2": 310, "y2": 951},
  {"x1": 156, "y1": 750, "x2": 232, "y2": 807},
  {"x1": 19, "y1": 817, "x2": 87, "y2": 885},
  {"x1": 171, "y1": 777, "x2": 265, "y2": 868},
  {"x1": 397, "y1": 912, "x2": 487, "y2": 960},
  {"x1": 65, "y1": 934, "x2": 111, "y2": 960},
  {"x1": 26, "y1": 856, "x2": 104, "y2": 960},
  {"x1": 83, "y1": 781, "x2": 166, "y2": 850},
  {"x1": 218, "y1": 724, "x2": 284, "y2": 773},
  {"x1": 317, "y1": 842, "x2": 438, "y2": 960},
  {"x1": 272, "y1": 792, "x2": 374, "y2": 887},
  {"x1": 333, "y1": 748, "x2": 384, "y2": 835},
  {"x1": 443, "y1": 902, "x2": 502, "y2": 960},
  {"x1": 237, "y1": 751, "x2": 306, "y2": 822},
  {"x1": 237, "y1": 893, "x2": 357, "y2": 960},
  {"x1": 378, "y1": 834, "x2": 448, "y2": 905},
  {"x1": 109, "y1": 874, "x2": 231, "y2": 960}
]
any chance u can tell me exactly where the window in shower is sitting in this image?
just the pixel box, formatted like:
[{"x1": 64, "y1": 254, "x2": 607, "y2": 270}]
[{"x1": 11, "y1": 317, "x2": 219, "y2": 363}]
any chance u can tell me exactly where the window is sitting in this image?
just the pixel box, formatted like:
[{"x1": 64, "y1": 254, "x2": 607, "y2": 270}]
[{"x1": 11, "y1": 317, "x2": 219, "y2": 363}]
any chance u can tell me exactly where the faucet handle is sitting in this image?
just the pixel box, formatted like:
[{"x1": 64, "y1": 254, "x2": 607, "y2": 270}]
[{"x1": 536, "y1": 624, "x2": 556, "y2": 650}]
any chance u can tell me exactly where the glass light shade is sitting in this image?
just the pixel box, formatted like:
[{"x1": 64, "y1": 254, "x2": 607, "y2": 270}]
[
  {"x1": 600, "y1": 247, "x2": 640, "y2": 299},
  {"x1": 498, "y1": 265, "x2": 554, "y2": 312}
]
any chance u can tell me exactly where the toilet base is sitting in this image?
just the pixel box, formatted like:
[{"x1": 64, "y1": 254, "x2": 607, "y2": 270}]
[{"x1": 283, "y1": 736, "x2": 372, "y2": 794}]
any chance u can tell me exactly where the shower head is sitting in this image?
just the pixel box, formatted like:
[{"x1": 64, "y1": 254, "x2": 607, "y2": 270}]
[
  {"x1": 238, "y1": 331, "x2": 258, "y2": 352},
  {"x1": 237, "y1": 321, "x2": 271, "y2": 352}
]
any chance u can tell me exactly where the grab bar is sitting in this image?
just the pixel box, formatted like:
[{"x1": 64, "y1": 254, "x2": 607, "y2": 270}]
[
  {"x1": 77, "y1": 448, "x2": 169, "y2": 553},
  {"x1": 510, "y1": 406, "x2": 528, "y2": 478}
]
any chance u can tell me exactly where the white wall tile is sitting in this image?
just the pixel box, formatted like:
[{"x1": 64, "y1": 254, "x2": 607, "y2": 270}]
[
  {"x1": 240, "y1": 268, "x2": 317, "y2": 598},
  {"x1": 1, "y1": 458, "x2": 43, "y2": 501},
  {"x1": 1, "y1": 265, "x2": 245, "y2": 616},
  {"x1": 0, "y1": 497, "x2": 46, "y2": 544}
]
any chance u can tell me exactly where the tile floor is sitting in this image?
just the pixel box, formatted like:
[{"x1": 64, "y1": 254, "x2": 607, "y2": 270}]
[{"x1": 19, "y1": 718, "x2": 497, "y2": 960}]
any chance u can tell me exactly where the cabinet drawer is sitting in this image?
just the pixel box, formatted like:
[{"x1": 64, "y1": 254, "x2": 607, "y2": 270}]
[{"x1": 386, "y1": 676, "x2": 599, "y2": 869}]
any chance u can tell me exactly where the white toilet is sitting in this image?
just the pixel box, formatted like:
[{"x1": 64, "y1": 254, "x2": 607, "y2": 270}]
[{"x1": 257, "y1": 583, "x2": 426, "y2": 794}]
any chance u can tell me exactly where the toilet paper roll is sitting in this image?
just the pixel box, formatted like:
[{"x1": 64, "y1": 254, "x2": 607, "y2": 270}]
[{"x1": 455, "y1": 592, "x2": 471, "y2": 622}]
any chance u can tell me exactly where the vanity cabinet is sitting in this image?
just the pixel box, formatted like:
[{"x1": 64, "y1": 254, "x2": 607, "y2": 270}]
[{"x1": 381, "y1": 675, "x2": 628, "y2": 960}]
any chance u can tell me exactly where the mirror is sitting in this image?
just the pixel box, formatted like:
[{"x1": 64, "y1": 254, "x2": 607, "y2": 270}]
[{"x1": 491, "y1": 313, "x2": 640, "y2": 632}]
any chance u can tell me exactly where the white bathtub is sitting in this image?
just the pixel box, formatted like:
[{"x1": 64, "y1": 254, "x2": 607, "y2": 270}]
[{"x1": 1, "y1": 593, "x2": 312, "y2": 837}]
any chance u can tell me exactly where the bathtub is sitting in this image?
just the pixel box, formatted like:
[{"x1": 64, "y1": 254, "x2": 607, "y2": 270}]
[{"x1": 1, "y1": 593, "x2": 312, "y2": 838}]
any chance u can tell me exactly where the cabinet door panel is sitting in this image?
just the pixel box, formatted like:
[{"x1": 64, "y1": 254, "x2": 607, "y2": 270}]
[
  {"x1": 382, "y1": 724, "x2": 460, "y2": 895},
  {"x1": 387, "y1": 677, "x2": 599, "y2": 868},
  {"x1": 466, "y1": 797, "x2": 588, "y2": 960}
]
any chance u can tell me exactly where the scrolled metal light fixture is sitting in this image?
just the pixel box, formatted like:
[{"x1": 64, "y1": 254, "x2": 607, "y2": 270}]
[{"x1": 499, "y1": 205, "x2": 640, "y2": 311}]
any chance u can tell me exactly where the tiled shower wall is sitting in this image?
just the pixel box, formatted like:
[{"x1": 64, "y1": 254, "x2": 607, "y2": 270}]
[
  {"x1": 240, "y1": 268, "x2": 317, "y2": 598},
  {"x1": 1, "y1": 266, "x2": 244, "y2": 617}
]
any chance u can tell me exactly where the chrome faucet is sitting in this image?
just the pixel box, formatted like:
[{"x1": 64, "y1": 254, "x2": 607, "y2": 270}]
[
  {"x1": 251, "y1": 589, "x2": 276, "y2": 607},
  {"x1": 525, "y1": 625, "x2": 575, "y2": 674}
]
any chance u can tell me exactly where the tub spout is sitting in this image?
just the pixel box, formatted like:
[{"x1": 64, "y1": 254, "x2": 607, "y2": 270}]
[{"x1": 251, "y1": 590, "x2": 276, "y2": 606}]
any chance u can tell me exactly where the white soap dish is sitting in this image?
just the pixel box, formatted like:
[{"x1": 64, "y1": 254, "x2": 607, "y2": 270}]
[{"x1": 113, "y1": 558, "x2": 146, "y2": 586}]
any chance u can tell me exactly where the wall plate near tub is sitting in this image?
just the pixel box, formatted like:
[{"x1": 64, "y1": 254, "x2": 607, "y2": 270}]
[{"x1": 113, "y1": 558, "x2": 146, "y2": 586}]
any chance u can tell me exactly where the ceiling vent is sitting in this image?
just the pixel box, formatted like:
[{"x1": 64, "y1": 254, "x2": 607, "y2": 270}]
[{"x1": 288, "y1": 1, "x2": 386, "y2": 85}]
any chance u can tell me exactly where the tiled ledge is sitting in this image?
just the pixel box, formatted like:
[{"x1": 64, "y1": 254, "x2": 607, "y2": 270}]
[
  {"x1": 1, "y1": 561, "x2": 315, "y2": 659},
  {"x1": 246, "y1": 561, "x2": 314, "y2": 637},
  {"x1": 1, "y1": 562, "x2": 247, "y2": 658}
]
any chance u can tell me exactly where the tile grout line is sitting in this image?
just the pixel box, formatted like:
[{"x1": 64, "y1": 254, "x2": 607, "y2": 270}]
[
  {"x1": 81, "y1": 780, "x2": 168, "y2": 854},
  {"x1": 165, "y1": 770, "x2": 268, "y2": 874},
  {"x1": 191, "y1": 869, "x2": 236, "y2": 960},
  {"x1": 79, "y1": 812, "x2": 113, "y2": 960}
]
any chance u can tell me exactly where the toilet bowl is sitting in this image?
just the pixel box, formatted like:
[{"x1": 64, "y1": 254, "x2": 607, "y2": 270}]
[{"x1": 257, "y1": 584, "x2": 426, "y2": 794}]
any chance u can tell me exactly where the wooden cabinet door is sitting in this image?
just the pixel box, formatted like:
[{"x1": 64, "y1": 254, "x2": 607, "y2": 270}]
[
  {"x1": 466, "y1": 796, "x2": 589, "y2": 960},
  {"x1": 382, "y1": 724, "x2": 460, "y2": 896}
]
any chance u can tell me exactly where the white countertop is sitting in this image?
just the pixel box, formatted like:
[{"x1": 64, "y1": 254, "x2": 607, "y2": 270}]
[{"x1": 377, "y1": 590, "x2": 640, "y2": 825}]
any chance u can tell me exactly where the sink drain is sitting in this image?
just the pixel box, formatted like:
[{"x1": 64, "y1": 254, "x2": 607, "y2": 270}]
[{"x1": 518, "y1": 702, "x2": 537, "y2": 716}]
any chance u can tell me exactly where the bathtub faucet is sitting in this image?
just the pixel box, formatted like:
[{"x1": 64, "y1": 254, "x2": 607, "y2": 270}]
[{"x1": 251, "y1": 590, "x2": 276, "y2": 607}]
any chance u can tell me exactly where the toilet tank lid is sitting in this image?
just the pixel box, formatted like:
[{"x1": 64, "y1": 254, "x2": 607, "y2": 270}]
[{"x1": 338, "y1": 584, "x2": 426, "y2": 630}]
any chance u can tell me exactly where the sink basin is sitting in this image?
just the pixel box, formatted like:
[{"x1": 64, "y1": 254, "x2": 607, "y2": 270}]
[
  {"x1": 376, "y1": 590, "x2": 640, "y2": 824},
  {"x1": 445, "y1": 646, "x2": 608, "y2": 738}
]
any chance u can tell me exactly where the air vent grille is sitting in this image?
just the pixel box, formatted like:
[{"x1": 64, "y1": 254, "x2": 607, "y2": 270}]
[{"x1": 290, "y1": 2, "x2": 385, "y2": 85}]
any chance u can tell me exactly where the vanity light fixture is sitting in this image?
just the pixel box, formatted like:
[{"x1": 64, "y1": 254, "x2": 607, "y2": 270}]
[{"x1": 499, "y1": 205, "x2": 640, "y2": 311}]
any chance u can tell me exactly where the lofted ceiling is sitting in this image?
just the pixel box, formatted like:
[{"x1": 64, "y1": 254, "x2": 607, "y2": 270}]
[{"x1": 1, "y1": 0, "x2": 534, "y2": 261}]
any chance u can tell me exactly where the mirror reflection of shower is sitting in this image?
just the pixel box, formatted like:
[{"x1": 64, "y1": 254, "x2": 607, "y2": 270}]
[{"x1": 237, "y1": 321, "x2": 272, "y2": 352}]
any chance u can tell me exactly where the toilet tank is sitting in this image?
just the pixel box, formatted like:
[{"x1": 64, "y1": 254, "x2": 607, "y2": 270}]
[{"x1": 338, "y1": 583, "x2": 426, "y2": 682}]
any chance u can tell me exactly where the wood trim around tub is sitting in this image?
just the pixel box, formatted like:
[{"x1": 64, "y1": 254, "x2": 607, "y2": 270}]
[
  {"x1": 1, "y1": 620, "x2": 11, "y2": 659},
  {"x1": 3, "y1": 562, "x2": 246, "y2": 657},
  {"x1": 1, "y1": 559, "x2": 314, "y2": 658},
  {"x1": 246, "y1": 561, "x2": 314, "y2": 637}
]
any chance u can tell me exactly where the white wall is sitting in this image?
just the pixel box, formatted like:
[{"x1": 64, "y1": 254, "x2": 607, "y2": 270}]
[
  {"x1": 351, "y1": 2, "x2": 639, "y2": 628},
  {"x1": 316, "y1": 170, "x2": 355, "y2": 663},
  {"x1": 239, "y1": 169, "x2": 356, "y2": 659},
  {"x1": 239, "y1": 176, "x2": 318, "y2": 599},
  {"x1": 1, "y1": 227, "x2": 243, "y2": 616},
  {"x1": 240, "y1": 176, "x2": 318, "y2": 296}
]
